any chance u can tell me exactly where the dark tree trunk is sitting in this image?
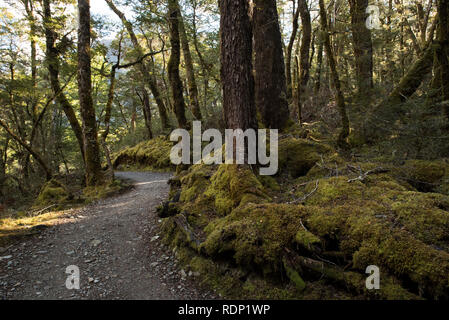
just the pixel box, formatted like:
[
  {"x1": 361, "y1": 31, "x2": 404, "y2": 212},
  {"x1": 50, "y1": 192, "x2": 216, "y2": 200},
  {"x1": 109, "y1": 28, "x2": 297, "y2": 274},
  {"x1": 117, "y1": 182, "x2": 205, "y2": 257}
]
[
  {"x1": 101, "y1": 34, "x2": 123, "y2": 182},
  {"x1": 105, "y1": 0, "x2": 169, "y2": 131},
  {"x1": 219, "y1": 0, "x2": 257, "y2": 132},
  {"x1": 178, "y1": 6, "x2": 202, "y2": 120},
  {"x1": 319, "y1": 0, "x2": 350, "y2": 147},
  {"x1": 138, "y1": 87, "x2": 154, "y2": 139},
  {"x1": 168, "y1": 0, "x2": 188, "y2": 129},
  {"x1": 253, "y1": 0, "x2": 289, "y2": 130},
  {"x1": 43, "y1": 0, "x2": 85, "y2": 165},
  {"x1": 365, "y1": 44, "x2": 435, "y2": 141},
  {"x1": 102, "y1": 62, "x2": 116, "y2": 181},
  {"x1": 23, "y1": 0, "x2": 38, "y2": 115},
  {"x1": 286, "y1": 1, "x2": 301, "y2": 103},
  {"x1": 77, "y1": 0, "x2": 103, "y2": 186},
  {"x1": 297, "y1": 0, "x2": 312, "y2": 123},
  {"x1": 436, "y1": 0, "x2": 449, "y2": 119},
  {"x1": 314, "y1": 35, "x2": 324, "y2": 94},
  {"x1": 349, "y1": 0, "x2": 374, "y2": 94}
]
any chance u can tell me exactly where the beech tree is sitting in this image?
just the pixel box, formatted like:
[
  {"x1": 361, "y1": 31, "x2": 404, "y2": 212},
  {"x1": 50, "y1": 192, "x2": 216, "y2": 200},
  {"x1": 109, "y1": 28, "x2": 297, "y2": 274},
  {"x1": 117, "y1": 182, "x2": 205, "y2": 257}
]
[
  {"x1": 349, "y1": 0, "x2": 374, "y2": 94},
  {"x1": 319, "y1": 0, "x2": 350, "y2": 147},
  {"x1": 219, "y1": 0, "x2": 257, "y2": 132},
  {"x1": 105, "y1": 0, "x2": 170, "y2": 130},
  {"x1": 296, "y1": 0, "x2": 312, "y2": 123},
  {"x1": 43, "y1": 0, "x2": 85, "y2": 164},
  {"x1": 77, "y1": 0, "x2": 103, "y2": 186},
  {"x1": 253, "y1": 0, "x2": 289, "y2": 130},
  {"x1": 167, "y1": 0, "x2": 188, "y2": 129}
]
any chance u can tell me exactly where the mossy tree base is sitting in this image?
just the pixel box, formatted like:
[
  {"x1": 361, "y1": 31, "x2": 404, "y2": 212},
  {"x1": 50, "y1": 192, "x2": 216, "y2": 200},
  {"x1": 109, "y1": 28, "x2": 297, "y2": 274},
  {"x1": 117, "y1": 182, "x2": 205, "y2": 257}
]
[{"x1": 157, "y1": 130, "x2": 449, "y2": 300}]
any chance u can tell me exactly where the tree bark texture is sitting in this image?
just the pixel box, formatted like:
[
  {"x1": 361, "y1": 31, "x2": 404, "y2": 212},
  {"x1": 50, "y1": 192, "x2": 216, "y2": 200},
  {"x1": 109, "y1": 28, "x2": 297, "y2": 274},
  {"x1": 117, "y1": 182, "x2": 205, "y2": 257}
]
[
  {"x1": 168, "y1": 0, "x2": 188, "y2": 129},
  {"x1": 78, "y1": 0, "x2": 103, "y2": 186},
  {"x1": 253, "y1": 0, "x2": 289, "y2": 130},
  {"x1": 219, "y1": 0, "x2": 257, "y2": 131}
]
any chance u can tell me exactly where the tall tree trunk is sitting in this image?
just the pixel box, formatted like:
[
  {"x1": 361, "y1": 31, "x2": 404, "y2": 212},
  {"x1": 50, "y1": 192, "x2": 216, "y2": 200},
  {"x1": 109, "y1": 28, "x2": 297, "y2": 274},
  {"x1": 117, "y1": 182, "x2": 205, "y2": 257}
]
[
  {"x1": 365, "y1": 44, "x2": 435, "y2": 141},
  {"x1": 178, "y1": 5, "x2": 202, "y2": 120},
  {"x1": 314, "y1": 35, "x2": 324, "y2": 94},
  {"x1": 101, "y1": 34, "x2": 123, "y2": 182},
  {"x1": 286, "y1": 1, "x2": 301, "y2": 103},
  {"x1": 219, "y1": 0, "x2": 257, "y2": 133},
  {"x1": 23, "y1": 0, "x2": 38, "y2": 115},
  {"x1": 297, "y1": 0, "x2": 312, "y2": 123},
  {"x1": 436, "y1": 0, "x2": 449, "y2": 119},
  {"x1": 349, "y1": 0, "x2": 374, "y2": 94},
  {"x1": 168, "y1": 0, "x2": 188, "y2": 129},
  {"x1": 137, "y1": 87, "x2": 154, "y2": 139},
  {"x1": 77, "y1": 0, "x2": 103, "y2": 186},
  {"x1": 319, "y1": 0, "x2": 350, "y2": 147},
  {"x1": 43, "y1": 0, "x2": 85, "y2": 165},
  {"x1": 101, "y1": 61, "x2": 116, "y2": 181},
  {"x1": 253, "y1": 0, "x2": 289, "y2": 130},
  {"x1": 105, "y1": 0, "x2": 169, "y2": 131}
]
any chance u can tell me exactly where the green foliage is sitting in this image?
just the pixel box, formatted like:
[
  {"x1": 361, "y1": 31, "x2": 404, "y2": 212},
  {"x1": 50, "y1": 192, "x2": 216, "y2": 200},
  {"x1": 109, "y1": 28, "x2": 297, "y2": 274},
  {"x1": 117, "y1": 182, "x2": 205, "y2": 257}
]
[{"x1": 35, "y1": 179, "x2": 70, "y2": 207}]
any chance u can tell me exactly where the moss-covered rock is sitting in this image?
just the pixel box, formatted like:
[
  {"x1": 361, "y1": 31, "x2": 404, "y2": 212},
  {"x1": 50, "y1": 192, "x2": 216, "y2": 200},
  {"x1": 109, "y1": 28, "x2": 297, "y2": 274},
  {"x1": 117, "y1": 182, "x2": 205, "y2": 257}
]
[
  {"x1": 393, "y1": 159, "x2": 449, "y2": 193},
  {"x1": 82, "y1": 179, "x2": 128, "y2": 203},
  {"x1": 278, "y1": 137, "x2": 332, "y2": 178}
]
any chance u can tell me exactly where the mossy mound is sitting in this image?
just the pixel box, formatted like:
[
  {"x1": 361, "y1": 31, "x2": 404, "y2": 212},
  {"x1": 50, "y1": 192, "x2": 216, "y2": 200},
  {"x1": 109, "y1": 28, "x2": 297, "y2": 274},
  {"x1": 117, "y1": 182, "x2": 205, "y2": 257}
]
[
  {"x1": 392, "y1": 159, "x2": 449, "y2": 193},
  {"x1": 112, "y1": 136, "x2": 175, "y2": 171},
  {"x1": 301, "y1": 175, "x2": 449, "y2": 299},
  {"x1": 201, "y1": 203, "x2": 306, "y2": 274},
  {"x1": 287, "y1": 121, "x2": 331, "y2": 142},
  {"x1": 203, "y1": 165, "x2": 269, "y2": 216},
  {"x1": 82, "y1": 179, "x2": 129, "y2": 203},
  {"x1": 35, "y1": 179, "x2": 70, "y2": 207},
  {"x1": 278, "y1": 137, "x2": 333, "y2": 178},
  {"x1": 159, "y1": 133, "x2": 449, "y2": 300}
]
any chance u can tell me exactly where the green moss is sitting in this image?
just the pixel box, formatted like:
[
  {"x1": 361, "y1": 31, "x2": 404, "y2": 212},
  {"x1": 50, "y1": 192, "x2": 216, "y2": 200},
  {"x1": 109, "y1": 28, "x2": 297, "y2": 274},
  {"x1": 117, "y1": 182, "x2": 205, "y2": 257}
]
[
  {"x1": 204, "y1": 164, "x2": 268, "y2": 216},
  {"x1": 179, "y1": 164, "x2": 216, "y2": 202},
  {"x1": 287, "y1": 121, "x2": 331, "y2": 141},
  {"x1": 258, "y1": 175, "x2": 281, "y2": 191},
  {"x1": 278, "y1": 137, "x2": 332, "y2": 178},
  {"x1": 393, "y1": 159, "x2": 449, "y2": 193},
  {"x1": 352, "y1": 228, "x2": 449, "y2": 299},
  {"x1": 201, "y1": 203, "x2": 306, "y2": 273},
  {"x1": 283, "y1": 258, "x2": 306, "y2": 291},
  {"x1": 35, "y1": 179, "x2": 70, "y2": 207},
  {"x1": 112, "y1": 137, "x2": 175, "y2": 171},
  {"x1": 295, "y1": 229, "x2": 321, "y2": 249},
  {"x1": 82, "y1": 179, "x2": 127, "y2": 203},
  {"x1": 159, "y1": 131, "x2": 449, "y2": 299}
]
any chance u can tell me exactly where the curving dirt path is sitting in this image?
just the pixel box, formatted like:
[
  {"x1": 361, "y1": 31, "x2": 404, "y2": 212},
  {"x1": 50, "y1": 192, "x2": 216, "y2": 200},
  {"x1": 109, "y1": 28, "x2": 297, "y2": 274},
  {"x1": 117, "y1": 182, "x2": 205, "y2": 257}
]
[{"x1": 0, "y1": 172, "x2": 216, "y2": 300}]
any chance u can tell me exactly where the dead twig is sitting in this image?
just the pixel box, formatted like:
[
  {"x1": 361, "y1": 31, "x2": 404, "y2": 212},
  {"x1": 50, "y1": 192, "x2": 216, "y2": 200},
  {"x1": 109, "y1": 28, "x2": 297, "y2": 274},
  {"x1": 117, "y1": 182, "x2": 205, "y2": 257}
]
[
  {"x1": 347, "y1": 167, "x2": 389, "y2": 183},
  {"x1": 29, "y1": 204, "x2": 56, "y2": 216},
  {"x1": 289, "y1": 180, "x2": 319, "y2": 204}
]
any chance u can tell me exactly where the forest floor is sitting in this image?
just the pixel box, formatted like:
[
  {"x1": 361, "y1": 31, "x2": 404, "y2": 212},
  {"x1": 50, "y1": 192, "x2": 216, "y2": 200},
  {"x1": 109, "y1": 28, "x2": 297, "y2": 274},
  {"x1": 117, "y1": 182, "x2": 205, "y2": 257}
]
[{"x1": 0, "y1": 172, "x2": 216, "y2": 300}]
